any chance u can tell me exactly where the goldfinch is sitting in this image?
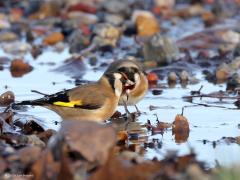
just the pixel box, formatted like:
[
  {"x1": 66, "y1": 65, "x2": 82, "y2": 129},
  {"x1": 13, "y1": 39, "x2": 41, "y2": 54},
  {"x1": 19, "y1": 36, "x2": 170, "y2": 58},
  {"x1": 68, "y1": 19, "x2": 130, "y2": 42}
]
[
  {"x1": 13, "y1": 72, "x2": 134, "y2": 122},
  {"x1": 104, "y1": 58, "x2": 148, "y2": 112}
]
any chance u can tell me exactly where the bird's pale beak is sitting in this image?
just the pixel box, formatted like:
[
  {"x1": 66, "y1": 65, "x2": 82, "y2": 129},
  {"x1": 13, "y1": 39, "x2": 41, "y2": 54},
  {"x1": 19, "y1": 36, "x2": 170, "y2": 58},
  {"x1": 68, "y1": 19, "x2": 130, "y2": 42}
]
[{"x1": 124, "y1": 79, "x2": 135, "y2": 91}]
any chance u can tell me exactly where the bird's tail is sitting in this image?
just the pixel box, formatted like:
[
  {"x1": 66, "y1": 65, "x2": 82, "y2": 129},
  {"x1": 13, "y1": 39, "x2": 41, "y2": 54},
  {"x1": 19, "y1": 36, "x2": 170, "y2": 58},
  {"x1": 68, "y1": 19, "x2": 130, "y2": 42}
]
[{"x1": 13, "y1": 100, "x2": 44, "y2": 106}]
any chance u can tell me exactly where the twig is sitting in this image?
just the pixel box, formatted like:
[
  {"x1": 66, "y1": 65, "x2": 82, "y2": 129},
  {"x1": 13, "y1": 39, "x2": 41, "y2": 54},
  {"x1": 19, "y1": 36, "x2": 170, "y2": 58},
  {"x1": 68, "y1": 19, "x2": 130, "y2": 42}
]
[
  {"x1": 183, "y1": 103, "x2": 235, "y2": 110},
  {"x1": 31, "y1": 90, "x2": 49, "y2": 96},
  {"x1": 183, "y1": 94, "x2": 240, "y2": 100}
]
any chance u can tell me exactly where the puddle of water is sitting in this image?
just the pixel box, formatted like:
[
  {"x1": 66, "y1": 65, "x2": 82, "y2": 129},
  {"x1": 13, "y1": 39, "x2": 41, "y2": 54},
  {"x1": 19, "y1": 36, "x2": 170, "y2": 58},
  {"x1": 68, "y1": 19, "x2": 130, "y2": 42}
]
[{"x1": 1, "y1": 48, "x2": 240, "y2": 168}]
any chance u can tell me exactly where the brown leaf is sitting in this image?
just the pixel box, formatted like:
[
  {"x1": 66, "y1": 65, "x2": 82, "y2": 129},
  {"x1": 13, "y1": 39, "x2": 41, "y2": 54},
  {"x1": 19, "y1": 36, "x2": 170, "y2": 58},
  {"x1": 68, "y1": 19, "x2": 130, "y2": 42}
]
[
  {"x1": 89, "y1": 153, "x2": 161, "y2": 180},
  {"x1": 0, "y1": 111, "x2": 14, "y2": 125},
  {"x1": 37, "y1": 129, "x2": 56, "y2": 143},
  {"x1": 172, "y1": 114, "x2": 190, "y2": 143},
  {"x1": 23, "y1": 120, "x2": 45, "y2": 135},
  {"x1": 117, "y1": 130, "x2": 128, "y2": 142},
  {"x1": 0, "y1": 157, "x2": 7, "y2": 174},
  {"x1": 17, "y1": 146, "x2": 42, "y2": 166},
  {"x1": 51, "y1": 120, "x2": 116, "y2": 164},
  {"x1": 31, "y1": 149, "x2": 60, "y2": 180}
]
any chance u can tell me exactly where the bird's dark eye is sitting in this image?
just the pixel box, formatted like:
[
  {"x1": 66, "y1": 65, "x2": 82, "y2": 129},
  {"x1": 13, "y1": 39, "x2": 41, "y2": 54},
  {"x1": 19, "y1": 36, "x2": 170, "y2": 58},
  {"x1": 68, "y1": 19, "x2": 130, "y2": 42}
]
[
  {"x1": 117, "y1": 67, "x2": 140, "y2": 82},
  {"x1": 120, "y1": 77, "x2": 127, "y2": 84}
]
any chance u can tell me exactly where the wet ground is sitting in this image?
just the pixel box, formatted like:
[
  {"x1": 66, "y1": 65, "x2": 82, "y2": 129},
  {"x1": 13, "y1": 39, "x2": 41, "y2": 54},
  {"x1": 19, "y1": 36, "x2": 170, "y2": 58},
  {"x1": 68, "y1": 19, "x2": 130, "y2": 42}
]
[{"x1": 1, "y1": 39, "x2": 240, "y2": 169}]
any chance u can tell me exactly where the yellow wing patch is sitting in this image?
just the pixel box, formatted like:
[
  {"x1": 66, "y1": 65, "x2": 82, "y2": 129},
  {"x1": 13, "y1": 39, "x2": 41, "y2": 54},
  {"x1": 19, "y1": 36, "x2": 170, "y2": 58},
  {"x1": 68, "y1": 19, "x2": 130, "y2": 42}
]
[{"x1": 53, "y1": 100, "x2": 82, "y2": 107}]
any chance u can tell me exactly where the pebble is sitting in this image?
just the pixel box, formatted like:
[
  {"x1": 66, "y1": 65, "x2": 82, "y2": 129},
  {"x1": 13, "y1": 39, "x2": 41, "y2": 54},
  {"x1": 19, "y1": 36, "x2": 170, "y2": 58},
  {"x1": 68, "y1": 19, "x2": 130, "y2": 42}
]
[
  {"x1": 132, "y1": 10, "x2": 160, "y2": 37},
  {"x1": 221, "y1": 30, "x2": 240, "y2": 44},
  {"x1": 0, "y1": 91, "x2": 15, "y2": 106},
  {"x1": 180, "y1": 70, "x2": 189, "y2": 82},
  {"x1": 0, "y1": 32, "x2": 18, "y2": 42},
  {"x1": 215, "y1": 63, "x2": 230, "y2": 81},
  {"x1": 2, "y1": 42, "x2": 31, "y2": 55},
  {"x1": 168, "y1": 71, "x2": 177, "y2": 82},
  {"x1": 143, "y1": 34, "x2": 179, "y2": 65},
  {"x1": 92, "y1": 23, "x2": 121, "y2": 47},
  {"x1": 43, "y1": 32, "x2": 64, "y2": 45}
]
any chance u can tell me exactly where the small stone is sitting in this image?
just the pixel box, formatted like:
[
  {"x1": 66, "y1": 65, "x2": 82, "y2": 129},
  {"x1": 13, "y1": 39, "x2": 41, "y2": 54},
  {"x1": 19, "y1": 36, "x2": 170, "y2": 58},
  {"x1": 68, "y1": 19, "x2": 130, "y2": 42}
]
[
  {"x1": 0, "y1": 31, "x2": 18, "y2": 42},
  {"x1": 216, "y1": 64, "x2": 231, "y2": 81},
  {"x1": 147, "y1": 72, "x2": 159, "y2": 84},
  {"x1": 104, "y1": 14, "x2": 124, "y2": 26},
  {"x1": 143, "y1": 61, "x2": 158, "y2": 68},
  {"x1": 233, "y1": 42, "x2": 240, "y2": 58},
  {"x1": 54, "y1": 42, "x2": 65, "y2": 53},
  {"x1": 0, "y1": 91, "x2": 15, "y2": 106},
  {"x1": 29, "y1": 2, "x2": 60, "y2": 19},
  {"x1": 102, "y1": 0, "x2": 128, "y2": 14},
  {"x1": 168, "y1": 72, "x2": 177, "y2": 82},
  {"x1": 10, "y1": 59, "x2": 33, "y2": 77},
  {"x1": 67, "y1": 2, "x2": 97, "y2": 14},
  {"x1": 43, "y1": 32, "x2": 64, "y2": 45},
  {"x1": 68, "y1": 29, "x2": 91, "y2": 53},
  {"x1": 143, "y1": 33, "x2": 179, "y2": 65},
  {"x1": 67, "y1": 11, "x2": 98, "y2": 24},
  {"x1": 135, "y1": 13, "x2": 160, "y2": 37},
  {"x1": 92, "y1": 23, "x2": 120, "y2": 48},
  {"x1": 2, "y1": 42, "x2": 31, "y2": 55},
  {"x1": 0, "y1": 19, "x2": 11, "y2": 29},
  {"x1": 221, "y1": 30, "x2": 240, "y2": 44},
  {"x1": 180, "y1": 70, "x2": 189, "y2": 82},
  {"x1": 154, "y1": 0, "x2": 175, "y2": 8},
  {"x1": 152, "y1": 89, "x2": 163, "y2": 95},
  {"x1": 202, "y1": 11, "x2": 216, "y2": 27},
  {"x1": 226, "y1": 73, "x2": 240, "y2": 90}
]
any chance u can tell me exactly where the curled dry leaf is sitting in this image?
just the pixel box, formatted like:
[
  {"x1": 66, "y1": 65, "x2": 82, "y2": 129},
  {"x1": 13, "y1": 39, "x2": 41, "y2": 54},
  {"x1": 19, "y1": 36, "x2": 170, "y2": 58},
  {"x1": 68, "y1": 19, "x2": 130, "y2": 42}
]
[
  {"x1": 0, "y1": 111, "x2": 14, "y2": 125},
  {"x1": 31, "y1": 149, "x2": 60, "y2": 180},
  {"x1": 172, "y1": 114, "x2": 190, "y2": 143},
  {"x1": 117, "y1": 130, "x2": 128, "y2": 142},
  {"x1": 37, "y1": 129, "x2": 57, "y2": 143},
  {"x1": 22, "y1": 120, "x2": 45, "y2": 135},
  {"x1": 10, "y1": 59, "x2": 33, "y2": 77}
]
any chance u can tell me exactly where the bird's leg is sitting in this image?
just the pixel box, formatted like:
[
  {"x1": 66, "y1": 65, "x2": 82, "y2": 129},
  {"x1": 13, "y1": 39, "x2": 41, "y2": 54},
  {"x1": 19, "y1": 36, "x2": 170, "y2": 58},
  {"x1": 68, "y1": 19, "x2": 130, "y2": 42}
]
[
  {"x1": 3, "y1": 104, "x2": 12, "y2": 113},
  {"x1": 134, "y1": 105, "x2": 141, "y2": 114},
  {"x1": 123, "y1": 99, "x2": 133, "y2": 121}
]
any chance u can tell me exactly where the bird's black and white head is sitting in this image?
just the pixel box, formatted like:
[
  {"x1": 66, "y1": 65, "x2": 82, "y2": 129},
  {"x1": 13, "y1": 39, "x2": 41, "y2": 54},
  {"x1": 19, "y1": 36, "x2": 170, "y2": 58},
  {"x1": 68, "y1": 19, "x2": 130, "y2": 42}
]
[{"x1": 103, "y1": 72, "x2": 135, "y2": 97}]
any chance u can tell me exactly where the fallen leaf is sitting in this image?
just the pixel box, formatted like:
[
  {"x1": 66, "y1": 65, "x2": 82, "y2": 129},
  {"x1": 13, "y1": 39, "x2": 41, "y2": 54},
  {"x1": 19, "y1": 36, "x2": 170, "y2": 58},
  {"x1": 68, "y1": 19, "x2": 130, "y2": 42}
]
[
  {"x1": 117, "y1": 130, "x2": 128, "y2": 142},
  {"x1": 31, "y1": 149, "x2": 60, "y2": 180},
  {"x1": 50, "y1": 120, "x2": 116, "y2": 164},
  {"x1": 23, "y1": 120, "x2": 45, "y2": 135},
  {"x1": 37, "y1": 129, "x2": 56, "y2": 143},
  {"x1": 172, "y1": 114, "x2": 190, "y2": 143},
  {"x1": 89, "y1": 153, "x2": 161, "y2": 180}
]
